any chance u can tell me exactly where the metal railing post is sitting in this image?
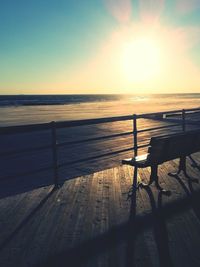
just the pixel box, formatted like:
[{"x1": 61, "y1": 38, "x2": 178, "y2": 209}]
[
  {"x1": 182, "y1": 109, "x2": 185, "y2": 131},
  {"x1": 133, "y1": 114, "x2": 138, "y2": 157},
  {"x1": 51, "y1": 121, "x2": 59, "y2": 187}
]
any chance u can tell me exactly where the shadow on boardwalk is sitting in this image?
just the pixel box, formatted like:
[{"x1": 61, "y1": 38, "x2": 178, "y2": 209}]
[
  {"x1": 39, "y1": 170, "x2": 200, "y2": 267},
  {"x1": 144, "y1": 188, "x2": 174, "y2": 267},
  {"x1": 0, "y1": 186, "x2": 56, "y2": 252},
  {"x1": 170, "y1": 173, "x2": 200, "y2": 223}
]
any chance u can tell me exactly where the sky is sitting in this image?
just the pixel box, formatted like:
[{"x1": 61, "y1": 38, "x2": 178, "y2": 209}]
[{"x1": 1, "y1": 0, "x2": 200, "y2": 94}]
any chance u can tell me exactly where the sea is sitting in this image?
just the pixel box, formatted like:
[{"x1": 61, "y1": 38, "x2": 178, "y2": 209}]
[{"x1": 0, "y1": 94, "x2": 200, "y2": 126}]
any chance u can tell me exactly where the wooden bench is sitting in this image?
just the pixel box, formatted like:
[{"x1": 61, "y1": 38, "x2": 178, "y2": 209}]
[{"x1": 122, "y1": 130, "x2": 200, "y2": 193}]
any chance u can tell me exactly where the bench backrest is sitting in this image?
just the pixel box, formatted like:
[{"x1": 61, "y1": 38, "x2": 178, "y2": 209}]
[{"x1": 148, "y1": 130, "x2": 200, "y2": 164}]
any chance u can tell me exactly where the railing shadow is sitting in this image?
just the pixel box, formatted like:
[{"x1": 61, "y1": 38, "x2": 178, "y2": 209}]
[
  {"x1": 0, "y1": 170, "x2": 54, "y2": 199},
  {"x1": 37, "y1": 185, "x2": 200, "y2": 267},
  {"x1": 37, "y1": 168, "x2": 139, "y2": 267},
  {"x1": 0, "y1": 186, "x2": 56, "y2": 252},
  {"x1": 0, "y1": 149, "x2": 132, "y2": 199}
]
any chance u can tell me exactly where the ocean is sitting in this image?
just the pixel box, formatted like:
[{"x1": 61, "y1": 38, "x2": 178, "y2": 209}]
[{"x1": 0, "y1": 94, "x2": 200, "y2": 126}]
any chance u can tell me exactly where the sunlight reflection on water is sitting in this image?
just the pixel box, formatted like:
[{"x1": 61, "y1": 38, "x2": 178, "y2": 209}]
[
  {"x1": 129, "y1": 96, "x2": 150, "y2": 102},
  {"x1": 0, "y1": 94, "x2": 200, "y2": 126}
]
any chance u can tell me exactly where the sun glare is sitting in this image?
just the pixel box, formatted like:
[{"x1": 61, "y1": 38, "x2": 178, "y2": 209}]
[{"x1": 121, "y1": 37, "x2": 162, "y2": 83}]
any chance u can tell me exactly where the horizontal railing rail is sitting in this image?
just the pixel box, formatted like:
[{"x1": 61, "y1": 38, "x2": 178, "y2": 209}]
[
  {"x1": 1, "y1": 107, "x2": 200, "y2": 186},
  {"x1": 136, "y1": 107, "x2": 200, "y2": 118}
]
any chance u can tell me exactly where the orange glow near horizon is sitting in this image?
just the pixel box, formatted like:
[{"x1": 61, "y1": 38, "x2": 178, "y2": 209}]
[
  {"x1": 2, "y1": 21, "x2": 200, "y2": 95},
  {"x1": 62, "y1": 22, "x2": 200, "y2": 94}
]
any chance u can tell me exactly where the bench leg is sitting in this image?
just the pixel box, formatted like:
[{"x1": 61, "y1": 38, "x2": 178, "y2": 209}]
[
  {"x1": 127, "y1": 167, "x2": 139, "y2": 200},
  {"x1": 168, "y1": 156, "x2": 198, "y2": 183},
  {"x1": 152, "y1": 166, "x2": 171, "y2": 193},
  {"x1": 139, "y1": 165, "x2": 170, "y2": 195},
  {"x1": 168, "y1": 156, "x2": 186, "y2": 177},
  {"x1": 189, "y1": 155, "x2": 200, "y2": 169}
]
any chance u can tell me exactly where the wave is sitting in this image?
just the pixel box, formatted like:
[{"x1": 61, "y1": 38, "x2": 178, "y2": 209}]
[
  {"x1": 1, "y1": 94, "x2": 200, "y2": 107},
  {"x1": 0, "y1": 94, "x2": 123, "y2": 107}
]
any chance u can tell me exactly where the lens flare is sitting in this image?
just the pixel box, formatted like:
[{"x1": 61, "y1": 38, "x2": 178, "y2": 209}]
[
  {"x1": 104, "y1": 0, "x2": 132, "y2": 23},
  {"x1": 121, "y1": 37, "x2": 162, "y2": 82}
]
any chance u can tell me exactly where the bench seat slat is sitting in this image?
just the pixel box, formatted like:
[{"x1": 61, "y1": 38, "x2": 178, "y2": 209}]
[{"x1": 122, "y1": 154, "x2": 150, "y2": 168}]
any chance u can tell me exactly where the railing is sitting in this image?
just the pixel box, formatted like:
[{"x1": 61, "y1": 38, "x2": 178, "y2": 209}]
[{"x1": 1, "y1": 107, "x2": 200, "y2": 187}]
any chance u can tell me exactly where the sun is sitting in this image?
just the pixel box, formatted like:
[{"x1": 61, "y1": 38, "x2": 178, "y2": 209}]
[{"x1": 121, "y1": 36, "x2": 162, "y2": 83}]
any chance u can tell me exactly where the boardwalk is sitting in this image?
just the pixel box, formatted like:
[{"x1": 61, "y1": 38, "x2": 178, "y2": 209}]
[{"x1": 1, "y1": 153, "x2": 200, "y2": 267}]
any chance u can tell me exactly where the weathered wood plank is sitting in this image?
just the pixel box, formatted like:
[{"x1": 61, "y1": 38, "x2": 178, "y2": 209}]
[{"x1": 1, "y1": 155, "x2": 200, "y2": 267}]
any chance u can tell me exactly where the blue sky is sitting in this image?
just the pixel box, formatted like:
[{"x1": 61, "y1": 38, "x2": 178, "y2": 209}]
[
  {"x1": 0, "y1": 1, "x2": 115, "y2": 70},
  {"x1": 1, "y1": 0, "x2": 200, "y2": 94}
]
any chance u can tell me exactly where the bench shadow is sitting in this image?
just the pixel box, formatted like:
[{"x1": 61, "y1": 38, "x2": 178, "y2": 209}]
[
  {"x1": 170, "y1": 173, "x2": 200, "y2": 223},
  {"x1": 143, "y1": 187, "x2": 174, "y2": 267},
  {"x1": 125, "y1": 167, "x2": 137, "y2": 267},
  {"x1": 188, "y1": 180, "x2": 200, "y2": 222}
]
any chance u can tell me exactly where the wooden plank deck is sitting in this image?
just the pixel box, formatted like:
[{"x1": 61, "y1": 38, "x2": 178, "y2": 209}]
[{"x1": 1, "y1": 153, "x2": 200, "y2": 267}]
